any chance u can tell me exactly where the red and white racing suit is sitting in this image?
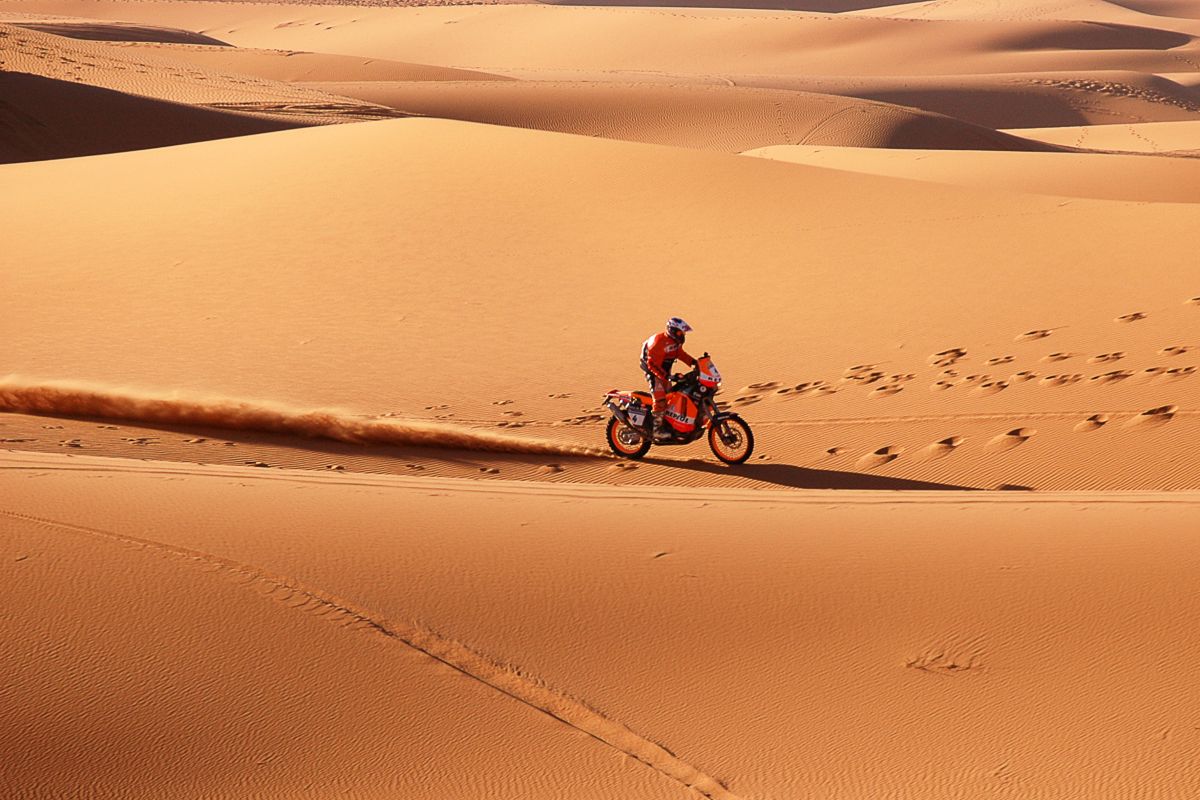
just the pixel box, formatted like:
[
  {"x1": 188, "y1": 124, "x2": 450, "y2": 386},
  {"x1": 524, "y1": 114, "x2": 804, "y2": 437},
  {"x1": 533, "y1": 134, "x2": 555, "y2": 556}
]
[{"x1": 641, "y1": 331, "x2": 696, "y2": 413}]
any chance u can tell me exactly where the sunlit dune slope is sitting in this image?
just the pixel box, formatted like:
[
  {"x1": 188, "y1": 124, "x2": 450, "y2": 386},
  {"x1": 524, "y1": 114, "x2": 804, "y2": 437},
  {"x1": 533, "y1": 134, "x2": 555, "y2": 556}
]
[
  {"x1": 116, "y1": 42, "x2": 514, "y2": 82},
  {"x1": 3, "y1": 117, "x2": 1199, "y2": 493},
  {"x1": 743, "y1": 143, "x2": 1200, "y2": 201},
  {"x1": 315, "y1": 80, "x2": 1059, "y2": 151},
  {"x1": 5, "y1": 452, "x2": 1200, "y2": 798},
  {"x1": 0, "y1": 458, "x2": 688, "y2": 800},
  {"x1": 1007, "y1": 118, "x2": 1200, "y2": 151}
]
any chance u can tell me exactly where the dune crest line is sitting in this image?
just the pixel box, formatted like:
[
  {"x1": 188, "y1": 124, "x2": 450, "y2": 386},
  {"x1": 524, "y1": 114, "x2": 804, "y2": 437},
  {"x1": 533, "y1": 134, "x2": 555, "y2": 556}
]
[
  {"x1": 0, "y1": 377, "x2": 606, "y2": 458},
  {"x1": 0, "y1": 508, "x2": 737, "y2": 800}
]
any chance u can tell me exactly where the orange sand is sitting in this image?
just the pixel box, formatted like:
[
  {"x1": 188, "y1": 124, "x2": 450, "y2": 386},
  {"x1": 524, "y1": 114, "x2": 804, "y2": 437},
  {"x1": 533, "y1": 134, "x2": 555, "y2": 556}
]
[{"x1": 2, "y1": 0, "x2": 1200, "y2": 797}]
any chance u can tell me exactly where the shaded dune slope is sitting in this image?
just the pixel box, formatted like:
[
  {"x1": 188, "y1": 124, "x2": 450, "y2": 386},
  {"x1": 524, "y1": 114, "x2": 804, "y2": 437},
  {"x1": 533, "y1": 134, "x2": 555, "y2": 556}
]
[
  {"x1": 15, "y1": 18, "x2": 232, "y2": 44},
  {"x1": 737, "y1": 71, "x2": 1200, "y2": 129},
  {"x1": 0, "y1": 71, "x2": 295, "y2": 163},
  {"x1": 0, "y1": 22, "x2": 403, "y2": 162}
]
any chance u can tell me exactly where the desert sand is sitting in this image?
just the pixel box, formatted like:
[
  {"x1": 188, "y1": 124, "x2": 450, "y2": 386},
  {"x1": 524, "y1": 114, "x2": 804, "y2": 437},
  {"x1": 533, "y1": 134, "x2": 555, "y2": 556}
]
[{"x1": 3, "y1": 0, "x2": 1200, "y2": 797}]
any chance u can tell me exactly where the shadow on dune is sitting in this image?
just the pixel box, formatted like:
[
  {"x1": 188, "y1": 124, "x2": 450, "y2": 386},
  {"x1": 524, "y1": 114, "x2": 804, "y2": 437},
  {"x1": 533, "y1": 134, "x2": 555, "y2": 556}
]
[{"x1": 647, "y1": 457, "x2": 973, "y2": 490}]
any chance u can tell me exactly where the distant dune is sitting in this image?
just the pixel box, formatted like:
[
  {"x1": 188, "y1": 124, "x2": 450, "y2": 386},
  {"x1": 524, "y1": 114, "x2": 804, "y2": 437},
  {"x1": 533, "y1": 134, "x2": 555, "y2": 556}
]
[{"x1": 315, "y1": 80, "x2": 1062, "y2": 151}]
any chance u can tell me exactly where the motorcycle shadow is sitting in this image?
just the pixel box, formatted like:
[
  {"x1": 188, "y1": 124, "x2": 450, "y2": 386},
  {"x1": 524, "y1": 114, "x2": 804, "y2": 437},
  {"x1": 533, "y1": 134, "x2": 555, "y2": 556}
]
[{"x1": 643, "y1": 457, "x2": 972, "y2": 491}]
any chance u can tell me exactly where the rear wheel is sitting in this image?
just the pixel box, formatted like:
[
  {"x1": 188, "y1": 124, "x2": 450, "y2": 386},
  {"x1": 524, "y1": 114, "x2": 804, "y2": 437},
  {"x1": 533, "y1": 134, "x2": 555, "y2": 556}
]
[
  {"x1": 708, "y1": 415, "x2": 754, "y2": 465},
  {"x1": 606, "y1": 416, "x2": 652, "y2": 459}
]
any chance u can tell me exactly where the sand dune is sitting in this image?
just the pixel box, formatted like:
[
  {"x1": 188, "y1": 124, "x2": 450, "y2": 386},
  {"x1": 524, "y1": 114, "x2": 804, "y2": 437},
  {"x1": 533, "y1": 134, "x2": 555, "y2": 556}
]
[
  {"x1": 1008, "y1": 118, "x2": 1200, "y2": 150},
  {"x1": 743, "y1": 143, "x2": 1200, "y2": 201},
  {"x1": 5, "y1": 451, "x2": 1200, "y2": 798},
  {"x1": 314, "y1": 80, "x2": 1060, "y2": 151},
  {"x1": 733, "y1": 71, "x2": 1200, "y2": 129},
  {"x1": 6, "y1": 1, "x2": 1200, "y2": 77},
  {"x1": 3, "y1": 117, "x2": 1199, "y2": 490},
  {"x1": 14, "y1": 18, "x2": 232, "y2": 44},
  {"x1": 0, "y1": 70, "x2": 294, "y2": 163},
  {"x1": 0, "y1": 22, "x2": 403, "y2": 161},
  {"x1": 854, "y1": 0, "x2": 1200, "y2": 32},
  {"x1": 117, "y1": 42, "x2": 514, "y2": 82},
  {"x1": 5, "y1": 1, "x2": 1200, "y2": 797}
]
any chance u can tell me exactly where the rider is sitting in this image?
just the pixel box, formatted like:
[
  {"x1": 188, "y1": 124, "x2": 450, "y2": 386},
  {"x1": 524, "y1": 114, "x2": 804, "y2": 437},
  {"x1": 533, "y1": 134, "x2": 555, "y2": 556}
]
[{"x1": 641, "y1": 316, "x2": 696, "y2": 440}]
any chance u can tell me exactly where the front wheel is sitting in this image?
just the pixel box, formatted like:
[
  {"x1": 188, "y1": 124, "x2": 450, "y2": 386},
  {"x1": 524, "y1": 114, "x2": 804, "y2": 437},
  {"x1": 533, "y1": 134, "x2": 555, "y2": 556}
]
[
  {"x1": 606, "y1": 416, "x2": 652, "y2": 459},
  {"x1": 708, "y1": 415, "x2": 754, "y2": 465}
]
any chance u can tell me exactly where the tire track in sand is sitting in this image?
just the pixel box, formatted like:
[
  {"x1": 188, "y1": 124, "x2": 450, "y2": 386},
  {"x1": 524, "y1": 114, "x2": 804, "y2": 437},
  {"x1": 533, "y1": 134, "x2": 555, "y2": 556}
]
[{"x1": 0, "y1": 508, "x2": 739, "y2": 800}]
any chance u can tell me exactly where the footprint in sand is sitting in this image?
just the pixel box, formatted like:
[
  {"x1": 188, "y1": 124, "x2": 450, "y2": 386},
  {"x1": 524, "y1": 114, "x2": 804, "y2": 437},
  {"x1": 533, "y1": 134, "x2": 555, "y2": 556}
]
[
  {"x1": 1167, "y1": 366, "x2": 1197, "y2": 379},
  {"x1": 734, "y1": 395, "x2": 762, "y2": 406},
  {"x1": 122, "y1": 437, "x2": 158, "y2": 446},
  {"x1": 985, "y1": 428, "x2": 1036, "y2": 453},
  {"x1": 58, "y1": 439, "x2": 84, "y2": 448},
  {"x1": 823, "y1": 447, "x2": 848, "y2": 459},
  {"x1": 1074, "y1": 414, "x2": 1110, "y2": 432},
  {"x1": 479, "y1": 467, "x2": 500, "y2": 475},
  {"x1": 931, "y1": 380, "x2": 956, "y2": 391},
  {"x1": 1011, "y1": 370, "x2": 1038, "y2": 382},
  {"x1": 609, "y1": 462, "x2": 638, "y2": 472},
  {"x1": 97, "y1": 424, "x2": 119, "y2": 430},
  {"x1": 539, "y1": 464, "x2": 565, "y2": 474},
  {"x1": 915, "y1": 436, "x2": 964, "y2": 462},
  {"x1": 502, "y1": 410, "x2": 524, "y2": 417},
  {"x1": 974, "y1": 380, "x2": 1009, "y2": 396},
  {"x1": 856, "y1": 446, "x2": 903, "y2": 470},
  {"x1": 872, "y1": 384, "x2": 903, "y2": 397},
  {"x1": 1160, "y1": 346, "x2": 1192, "y2": 357},
  {"x1": 184, "y1": 438, "x2": 207, "y2": 444},
  {"x1": 547, "y1": 393, "x2": 572, "y2": 399},
  {"x1": 245, "y1": 461, "x2": 270, "y2": 468},
  {"x1": 1090, "y1": 370, "x2": 1133, "y2": 385},
  {"x1": 1016, "y1": 330, "x2": 1053, "y2": 342},
  {"x1": 929, "y1": 348, "x2": 967, "y2": 368},
  {"x1": 1115, "y1": 312, "x2": 1147, "y2": 323},
  {"x1": 1124, "y1": 405, "x2": 1177, "y2": 429},
  {"x1": 1040, "y1": 373, "x2": 1083, "y2": 387},
  {"x1": 744, "y1": 381, "x2": 780, "y2": 391},
  {"x1": 1042, "y1": 352, "x2": 1074, "y2": 363},
  {"x1": 1187, "y1": 296, "x2": 1200, "y2": 306},
  {"x1": 986, "y1": 355, "x2": 1015, "y2": 366},
  {"x1": 1088, "y1": 352, "x2": 1125, "y2": 364},
  {"x1": 492, "y1": 399, "x2": 514, "y2": 406},
  {"x1": 842, "y1": 367, "x2": 885, "y2": 385},
  {"x1": 0, "y1": 438, "x2": 36, "y2": 443}
]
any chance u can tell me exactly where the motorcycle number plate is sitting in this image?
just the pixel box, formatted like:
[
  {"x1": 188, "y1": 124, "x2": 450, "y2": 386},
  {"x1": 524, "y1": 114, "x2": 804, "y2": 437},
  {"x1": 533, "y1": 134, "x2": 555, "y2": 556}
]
[{"x1": 628, "y1": 411, "x2": 646, "y2": 426}]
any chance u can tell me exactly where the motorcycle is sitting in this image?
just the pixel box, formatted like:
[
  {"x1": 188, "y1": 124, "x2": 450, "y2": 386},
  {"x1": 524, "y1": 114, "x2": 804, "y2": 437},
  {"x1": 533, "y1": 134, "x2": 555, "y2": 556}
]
[{"x1": 602, "y1": 352, "x2": 754, "y2": 464}]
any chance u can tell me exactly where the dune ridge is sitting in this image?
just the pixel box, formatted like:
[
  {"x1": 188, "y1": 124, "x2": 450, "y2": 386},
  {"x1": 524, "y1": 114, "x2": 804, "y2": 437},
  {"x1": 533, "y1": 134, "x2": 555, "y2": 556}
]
[{"x1": 0, "y1": 378, "x2": 607, "y2": 458}]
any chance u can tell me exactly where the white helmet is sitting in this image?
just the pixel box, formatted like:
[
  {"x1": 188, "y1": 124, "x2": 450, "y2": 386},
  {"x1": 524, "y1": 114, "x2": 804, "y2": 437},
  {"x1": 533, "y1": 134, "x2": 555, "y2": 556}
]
[{"x1": 666, "y1": 316, "x2": 693, "y2": 341}]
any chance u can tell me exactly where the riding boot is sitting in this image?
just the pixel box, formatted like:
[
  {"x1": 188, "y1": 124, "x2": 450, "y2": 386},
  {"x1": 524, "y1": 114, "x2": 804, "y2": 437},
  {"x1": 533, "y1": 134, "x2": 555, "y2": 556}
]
[{"x1": 652, "y1": 411, "x2": 671, "y2": 442}]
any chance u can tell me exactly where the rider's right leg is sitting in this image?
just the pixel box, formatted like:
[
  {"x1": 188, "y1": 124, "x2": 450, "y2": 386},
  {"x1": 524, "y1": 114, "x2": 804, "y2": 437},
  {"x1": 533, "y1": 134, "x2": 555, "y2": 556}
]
[{"x1": 645, "y1": 371, "x2": 670, "y2": 440}]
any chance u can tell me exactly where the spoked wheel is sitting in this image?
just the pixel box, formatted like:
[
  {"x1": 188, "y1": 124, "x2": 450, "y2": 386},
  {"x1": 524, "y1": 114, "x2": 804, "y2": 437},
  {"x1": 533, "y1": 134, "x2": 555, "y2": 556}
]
[
  {"x1": 708, "y1": 415, "x2": 754, "y2": 465},
  {"x1": 606, "y1": 416, "x2": 652, "y2": 459}
]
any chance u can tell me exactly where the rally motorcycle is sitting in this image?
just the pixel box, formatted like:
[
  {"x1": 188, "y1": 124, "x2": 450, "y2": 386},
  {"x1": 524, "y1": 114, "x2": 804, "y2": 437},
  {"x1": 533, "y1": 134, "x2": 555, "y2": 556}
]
[{"x1": 602, "y1": 353, "x2": 754, "y2": 464}]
